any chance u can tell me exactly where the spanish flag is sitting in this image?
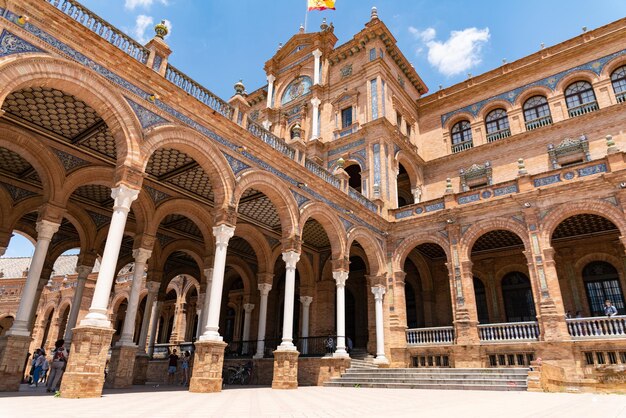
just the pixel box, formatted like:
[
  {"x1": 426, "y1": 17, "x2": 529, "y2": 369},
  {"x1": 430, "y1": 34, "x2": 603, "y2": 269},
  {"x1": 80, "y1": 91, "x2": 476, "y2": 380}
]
[{"x1": 308, "y1": 0, "x2": 335, "y2": 11}]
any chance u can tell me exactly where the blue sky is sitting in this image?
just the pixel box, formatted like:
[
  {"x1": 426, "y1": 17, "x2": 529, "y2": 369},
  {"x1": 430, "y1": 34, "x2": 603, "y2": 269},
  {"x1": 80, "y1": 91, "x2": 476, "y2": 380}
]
[{"x1": 2, "y1": 0, "x2": 625, "y2": 259}]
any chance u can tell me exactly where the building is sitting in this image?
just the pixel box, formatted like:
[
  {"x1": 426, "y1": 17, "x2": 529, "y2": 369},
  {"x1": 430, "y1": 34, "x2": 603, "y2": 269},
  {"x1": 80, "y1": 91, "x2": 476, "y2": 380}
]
[{"x1": 0, "y1": 0, "x2": 625, "y2": 397}]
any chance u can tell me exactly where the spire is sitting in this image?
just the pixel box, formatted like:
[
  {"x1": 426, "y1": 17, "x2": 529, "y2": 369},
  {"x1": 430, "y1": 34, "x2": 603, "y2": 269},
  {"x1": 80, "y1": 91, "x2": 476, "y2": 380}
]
[
  {"x1": 299, "y1": 23, "x2": 305, "y2": 34},
  {"x1": 154, "y1": 20, "x2": 169, "y2": 39},
  {"x1": 371, "y1": 7, "x2": 378, "y2": 21},
  {"x1": 320, "y1": 17, "x2": 328, "y2": 31}
]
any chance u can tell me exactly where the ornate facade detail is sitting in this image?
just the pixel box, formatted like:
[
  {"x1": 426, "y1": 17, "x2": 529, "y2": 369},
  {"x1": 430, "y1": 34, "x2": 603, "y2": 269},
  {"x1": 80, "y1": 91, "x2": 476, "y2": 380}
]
[{"x1": 125, "y1": 98, "x2": 169, "y2": 129}]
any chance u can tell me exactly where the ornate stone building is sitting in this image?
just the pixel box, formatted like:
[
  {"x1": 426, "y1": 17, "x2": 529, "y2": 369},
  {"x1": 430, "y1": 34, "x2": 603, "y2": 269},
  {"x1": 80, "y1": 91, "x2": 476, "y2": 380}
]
[{"x1": 0, "y1": 0, "x2": 625, "y2": 396}]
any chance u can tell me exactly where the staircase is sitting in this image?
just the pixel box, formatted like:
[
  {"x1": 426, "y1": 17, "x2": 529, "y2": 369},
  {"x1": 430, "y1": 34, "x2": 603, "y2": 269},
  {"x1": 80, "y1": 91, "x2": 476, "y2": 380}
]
[
  {"x1": 347, "y1": 348, "x2": 378, "y2": 370},
  {"x1": 324, "y1": 367, "x2": 529, "y2": 391}
]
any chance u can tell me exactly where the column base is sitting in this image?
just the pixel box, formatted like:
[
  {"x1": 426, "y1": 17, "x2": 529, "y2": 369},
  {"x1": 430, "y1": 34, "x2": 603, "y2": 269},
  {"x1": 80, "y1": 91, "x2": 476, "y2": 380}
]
[
  {"x1": 332, "y1": 350, "x2": 350, "y2": 359},
  {"x1": 189, "y1": 340, "x2": 227, "y2": 393},
  {"x1": 60, "y1": 326, "x2": 114, "y2": 398},
  {"x1": 0, "y1": 334, "x2": 32, "y2": 391},
  {"x1": 105, "y1": 344, "x2": 138, "y2": 389},
  {"x1": 133, "y1": 352, "x2": 150, "y2": 385},
  {"x1": 272, "y1": 349, "x2": 299, "y2": 389},
  {"x1": 373, "y1": 355, "x2": 390, "y2": 365}
]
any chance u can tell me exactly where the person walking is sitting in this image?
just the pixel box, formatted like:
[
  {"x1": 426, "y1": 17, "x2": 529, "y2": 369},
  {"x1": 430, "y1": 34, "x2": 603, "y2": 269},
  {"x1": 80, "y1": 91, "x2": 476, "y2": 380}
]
[
  {"x1": 46, "y1": 339, "x2": 68, "y2": 393},
  {"x1": 179, "y1": 351, "x2": 191, "y2": 386},
  {"x1": 39, "y1": 356, "x2": 49, "y2": 384},
  {"x1": 604, "y1": 300, "x2": 618, "y2": 317},
  {"x1": 167, "y1": 348, "x2": 179, "y2": 385},
  {"x1": 29, "y1": 349, "x2": 44, "y2": 388}
]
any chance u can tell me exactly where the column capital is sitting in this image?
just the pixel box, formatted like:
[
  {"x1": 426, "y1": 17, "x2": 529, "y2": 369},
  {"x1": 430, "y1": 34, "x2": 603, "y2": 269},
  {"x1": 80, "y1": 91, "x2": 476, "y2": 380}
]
[
  {"x1": 371, "y1": 285, "x2": 386, "y2": 300},
  {"x1": 299, "y1": 296, "x2": 313, "y2": 307},
  {"x1": 213, "y1": 224, "x2": 235, "y2": 247},
  {"x1": 35, "y1": 219, "x2": 60, "y2": 241},
  {"x1": 146, "y1": 280, "x2": 160, "y2": 293},
  {"x1": 132, "y1": 248, "x2": 152, "y2": 264},
  {"x1": 267, "y1": 74, "x2": 276, "y2": 83},
  {"x1": 331, "y1": 257, "x2": 349, "y2": 272},
  {"x1": 203, "y1": 268, "x2": 214, "y2": 282},
  {"x1": 112, "y1": 185, "x2": 140, "y2": 212},
  {"x1": 257, "y1": 272, "x2": 274, "y2": 285},
  {"x1": 312, "y1": 48, "x2": 322, "y2": 58},
  {"x1": 332, "y1": 270, "x2": 348, "y2": 287},
  {"x1": 282, "y1": 251, "x2": 301, "y2": 269},
  {"x1": 75, "y1": 265, "x2": 93, "y2": 280},
  {"x1": 310, "y1": 97, "x2": 321, "y2": 106},
  {"x1": 243, "y1": 303, "x2": 255, "y2": 313},
  {"x1": 365, "y1": 275, "x2": 386, "y2": 288},
  {"x1": 258, "y1": 282, "x2": 272, "y2": 295}
]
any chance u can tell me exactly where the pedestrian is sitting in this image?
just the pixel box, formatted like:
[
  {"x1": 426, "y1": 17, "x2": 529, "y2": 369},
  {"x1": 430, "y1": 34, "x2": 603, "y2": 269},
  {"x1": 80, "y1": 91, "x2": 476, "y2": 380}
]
[
  {"x1": 604, "y1": 300, "x2": 618, "y2": 317},
  {"x1": 167, "y1": 348, "x2": 179, "y2": 385},
  {"x1": 180, "y1": 351, "x2": 191, "y2": 386},
  {"x1": 29, "y1": 349, "x2": 44, "y2": 388},
  {"x1": 39, "y1": 356, "x2": 49, "y2": 384},
  {"x1": 27, "y1": 351, "x2": 37, "y2": 385},
  {"x1": 346, "y1": 336, "x2": 353, "y2": 354},
  {"x1": 575, "y1": 311, "x2": 582, "y2": 318},
  {"x1": 324, "y1": 336, "x2": 334, "y2": 355},
  {"x1": 46, "y1": 339, "x2": 68, "y2": 393},
  {"x1": 565, "y1": 310, "x2": 572, "y2": 319}
]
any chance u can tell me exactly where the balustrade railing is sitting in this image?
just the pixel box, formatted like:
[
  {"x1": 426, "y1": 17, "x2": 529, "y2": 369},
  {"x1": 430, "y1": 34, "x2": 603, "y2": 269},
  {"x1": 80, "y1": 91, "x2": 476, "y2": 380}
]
[
  {"x1": 406, "y1": 326, "x2": 454, "y2": 345},
  {"x1": 567, "y1": 316, "x2": 626, "y2": 339},
  {"x1": 486, "y1": 128, "x2": 511, "y2": 143},
  {"x1": 452, "y1": 140, "x2": 473, "y2": 153},
  {"x1": 246, "y1": 119, "x2": 296, "y2": 159},
  {"x1": 617, "y1": 92, "x2": 626, "y2": 104},
  {"x1": 46, "y1": 0, "x2": 149, "y2": 64},
  {"x1": 304, "y1": 158, "x2": 341, "y2": 188},
  {"x1": 478, "y1": 321, "x2": 539, "y2": 342},
  {"x1": 568, "y1": 101, "x2": 599, "y2": 118},
  {"x1": 525, "y1": 115, "x2": 553, "y2": 131}
]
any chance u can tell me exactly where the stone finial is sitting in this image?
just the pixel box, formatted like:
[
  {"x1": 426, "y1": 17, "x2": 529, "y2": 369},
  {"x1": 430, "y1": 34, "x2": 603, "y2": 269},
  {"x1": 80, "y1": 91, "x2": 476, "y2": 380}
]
[
  {"x1": 277, "y1": 42, "x2": 283, "y2": 50},
  {"x1": 445, "y1": 178, "x2": 453, "y2": 194},
  {"x1": 373, "y1": 183, "x2": 380, "y2": 197},
  {"x1": 517, "y1": 158, "x2": 528, "y2": 175},
  {"x1": 234, "y1": 80, "x2": 245, "y2": 95},
  {"x1": 299, "y1": 24, "x2": 305, "y2": 34},
  {"x1": 292, "y1": 123, "x2": 302, "y2": 139},
  {"x1": 606, "y1": 134, "x2": 619, "y2": 154},
  {"x1": 154, "y1": 20, "x2": 169, "y2": 39},
  {"x1": 320, "y1": 18, "x2": 328, "y2": 31},
  {"x1": 336, "y1": 157, "x2": 345, "y2": 168},
  {"x1": 371, "y1": 7, "x2": 378, "y2": 20}
]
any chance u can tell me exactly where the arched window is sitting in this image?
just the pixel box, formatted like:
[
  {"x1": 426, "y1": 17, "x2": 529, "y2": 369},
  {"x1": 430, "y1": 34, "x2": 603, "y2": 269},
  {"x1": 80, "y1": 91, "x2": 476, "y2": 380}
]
[
  {"x1": 523, "y1": 96, "x2": 552, "y2": 130},
  {"x1": 583, "y1": 261, "x2": 625, "y2": 316},
  {"x1": 501, "y1": 272, "x2": 536, "y2": 322},
  {"x1": 473, "y1": 277, "x2": 490, "y2": 324},
  {"x1": 565, "y1": 81, "x2": 598, "y2": 117},
  {"x1": 611, "y1": 65, "x2": 626, "y2": 103},
  {"x1": 405, "y1": 281, "x2": 418, "y2": 328},
  {"x1": 344, "y1": 163, "x2": 362, "y2": 193},
  {"x1": 485, "y1": 108, "x2": 510, "y2": 142},
  {"x1": 451, "y1": 120, "x2": 473, "y2": 153}
]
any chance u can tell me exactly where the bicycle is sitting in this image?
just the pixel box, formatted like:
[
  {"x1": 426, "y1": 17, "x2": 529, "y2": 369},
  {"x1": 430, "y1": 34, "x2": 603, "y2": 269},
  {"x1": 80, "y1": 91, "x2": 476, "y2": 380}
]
[{"x1": 225, "y1": 361, "x2": 253, "y2": 385}]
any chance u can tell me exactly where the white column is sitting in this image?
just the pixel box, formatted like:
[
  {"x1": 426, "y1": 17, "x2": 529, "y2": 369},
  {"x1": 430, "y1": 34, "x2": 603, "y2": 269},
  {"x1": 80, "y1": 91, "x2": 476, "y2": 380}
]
[
  {"x1": 118, "y1": 248, "x2": 151, "y2": 345},
  {"x1": 195, "y1": 293, "x2": 204, "y2": 339},
  {"x1": 242, "y1": 303, "x2": 254, "y2": 341},
  {"x1": 300, "y1": 296, "x2": 312, "y2": 355},
  {"x1": 81, "y1": 185, "x2": 139, "y2": 327},
  {"x1": 147, "y1": 301, "x2": 162, "y2": 357},
  {"x1": 254, "y1": 283, "x2": 272, "y2": 358},
  {"x1": 198, "y1": 268, "x2": 213, "y2": 339},
  {"x1": 138, "y1": 281, "x2": 159, "y2": 353},
  {"x1": 200, "y1": 225, "x2": 235, "y2": 341},
  {"x1": 8, "y1": 220, "x2": 59, "y2": 336},
  {"x1": 63, "y1": 264, "x2": 92, "y2": 344},
  {"x1": 279, "y1": 251, "x2": 300, "y2": 350},
  {"x1": 310, "y1": 97, "x2": 321, "y2": 139},
  {"x1": 372, "y1": 286, "x2": 389, "y2": 364},
  {"x1": 266, "y1": 74, "x2": 275, "y2": 108},
  {"x1": 333, "y1": 271, "x2": 349, "y2": 358},
  {"x1": 312, "y1": 49, "x2": 322, "y2": 85}
]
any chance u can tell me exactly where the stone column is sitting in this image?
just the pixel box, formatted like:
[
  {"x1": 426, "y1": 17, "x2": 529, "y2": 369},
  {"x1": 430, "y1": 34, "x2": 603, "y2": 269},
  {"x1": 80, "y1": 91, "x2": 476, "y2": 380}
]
[
  {"x1": 61, "y1": 185, "x2": 139, "y2": 399},
  {"x1": 147, "y1": 301, "x2": 163, "y2": 357},
  {"x1": 300, "y1": 296, "x2": 312, "y2": 355},
  {"x1": 254, "y1": 282, "x2": 272, "y2": 358},
  {"x1": 266, "y1": 74, "x2": 275, "y2": 108},
  {"x1": 312, "y1": 49, "x2": 322, "y2": 84},
  {"x1": 195, "y1": 293, "x2": 204, "y2": 339},
  {"x1": 241, "y1": 303, "x2": 254, "y2": 355},
  {"x1": 190, "y1": 224, "x2": 234, "y2": 393},
  {"x1": 279, "y1": 251, "x2": 300, "y2": 350},
  {"x1": 198, "y1": 268, "x2": 213, "y2": 339},
  {"x1": 118, "y1": 249, "x2": 151, "y2": 346},
  {"x1": 310, "y1": 97, "x2": 321, "y2": 140},
  {"x1": 333, "y1": 271, "x2": 349, "y2": 358},
  {"x1": 137, "y1": 281, "x2": 159, "y2": 353},
  {"x1": 64, "y1": 265, "x2": 93, "y2": 345},
  {"x1": 371, "y1": 286, "x2": 389, "y2": 365}
]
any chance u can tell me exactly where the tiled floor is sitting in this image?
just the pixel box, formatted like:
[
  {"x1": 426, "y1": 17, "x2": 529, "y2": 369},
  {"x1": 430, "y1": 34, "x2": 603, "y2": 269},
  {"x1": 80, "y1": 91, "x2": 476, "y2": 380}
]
[{"x1": 1, "y1": 384, "x2": 625, "y2": 418}]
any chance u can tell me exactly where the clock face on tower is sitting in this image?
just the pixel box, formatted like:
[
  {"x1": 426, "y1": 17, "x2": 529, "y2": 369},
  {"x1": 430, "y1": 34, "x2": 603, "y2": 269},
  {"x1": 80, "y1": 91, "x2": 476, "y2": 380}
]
[{"x1": 281, "y1": 76, "x2": 313, "y2": 105}]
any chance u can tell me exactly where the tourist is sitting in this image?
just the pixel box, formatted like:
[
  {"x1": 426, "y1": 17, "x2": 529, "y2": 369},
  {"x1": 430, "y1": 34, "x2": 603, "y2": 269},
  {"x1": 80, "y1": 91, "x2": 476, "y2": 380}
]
[
  {"x1": 604, "y1": 300, "x2": 618, "y2": 317},
  {"x1": 39, "y1": 355, "x2": 49, "y2": 384},
  {"x1": 565, "y1": 311, "x2": 572, "y2": 319},
  {"x1": 167, "y1": 349, "x2": 179, "y2": 385},
  {"x1": 575, "y1": 311, "x2": 583, "y2": 318},
  {"x1": 29, "y1": 349, "x2": 44, "y2": 388},
  {"x1": 27, "y1": 351, "x2": 36, "y2": 385},
  {"x1": 346, "y1": 336, "x2": 353, "y2": 354},
  {"x1": 325, "y1": 336, "x2": 335, "y2": 355},
  {"x1": 180, "y1": 351, "x2": 191, "y2": 386},
  {"x1": 46, "y1": 339, "x2": 68, "y2": 393}
]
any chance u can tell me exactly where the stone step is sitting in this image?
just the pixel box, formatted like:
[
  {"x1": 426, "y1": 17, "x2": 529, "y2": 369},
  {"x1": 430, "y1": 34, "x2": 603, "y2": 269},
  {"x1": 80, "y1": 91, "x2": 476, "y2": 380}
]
[
  {"x1": 329, "y1": 377, "x2": 528, "y2": 385},
  {"x1": 343, "y1": 368, "x2": 528, "y2": 375},
  {"x1": 323, "y1": 381, "x2": 527, "y2": 391}
]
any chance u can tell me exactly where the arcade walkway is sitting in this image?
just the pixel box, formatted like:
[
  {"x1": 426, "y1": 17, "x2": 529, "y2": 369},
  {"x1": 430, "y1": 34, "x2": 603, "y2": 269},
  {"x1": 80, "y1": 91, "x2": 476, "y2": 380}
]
[{"x1": 1, "y1": 385, "x2": 625, "y2": 418}]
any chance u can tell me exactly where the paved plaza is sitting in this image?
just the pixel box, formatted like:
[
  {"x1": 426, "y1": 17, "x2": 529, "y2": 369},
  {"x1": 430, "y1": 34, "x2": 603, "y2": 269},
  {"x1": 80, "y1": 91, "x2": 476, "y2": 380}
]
[{"x1": 1, "y1": 385, "x2": 625, "y2": 418}]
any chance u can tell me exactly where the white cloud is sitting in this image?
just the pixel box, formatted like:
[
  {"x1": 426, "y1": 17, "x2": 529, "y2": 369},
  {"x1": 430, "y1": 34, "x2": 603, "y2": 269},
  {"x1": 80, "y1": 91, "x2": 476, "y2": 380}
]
[
  {"x1": 125, "y1": 0, "x2": 168, "y2": 10},
  {"x1": 133, "y1": 14, "x2": 153, "y2": 43},
  {"x1": 409, "y1": 26, "x2": 490, "y2": 77}
]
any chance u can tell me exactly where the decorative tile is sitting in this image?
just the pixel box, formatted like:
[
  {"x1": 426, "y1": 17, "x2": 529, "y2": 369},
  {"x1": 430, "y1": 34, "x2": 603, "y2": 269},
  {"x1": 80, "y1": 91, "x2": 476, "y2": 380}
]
[
  {"x1": 328, "y1": 139, "x2": 365, "y2": 156},
  {"x1": 458, "y1": 193, "x2": 480, "y2": 205},
  {"x1": 481, "y1": 190, "x2": 492, "y2": 199},
  {"x1": 125, "y1": 97, "x2": 169, "y2": 129},
  {"x1": 52, "y1": 148, "x2": 89, "y2": 172},
  {"x1": 0, "y1": 29, "x2": 42, "y2": 57},
  {"x1": 373, "y1": 143, "x2": 381, "y2": 189},
  {"x1": 340, "y1": 218, "x2": 353, "y2": 232},
  {"x1": 603, "y1": 196, "x2": 619, "y2": 206},
  {"x1": 152, "y1": 54, "x2": 162, "y2": 72},
  {"x1": 577, "y1": 163, "x2": 607, "y2": 177},
  {"x1": 425, "y1": 201, "x2": 445, "y2": 212},
  {"x1": 265, "y1": 235, "x2": 280, "y2": 249},
  {"x1": 395, "y1": 209, "x2": 413, "y2": 219},
  {"x1": 533, "y1": 174, "x2": 561, "y2": 187},
  {"x1": 511, "y1": 215, "x2": 525, "y2": 225},
  {"x1": 222, "y1": 152, "x2": 251, "y2": 175},
  {"x1": 1, "y1": 182, "x2": 36, "y2": 202},
  {"x1": 291, "y1": 190, "x2": 309, "y2": 207},
  {"x1": 86, "y1": 210, "x2": 110, "y2": 229},
  {"x1": 157, "y1": 233, "x2": 175, "y2": 248},
  {"x1": 415, "y1": 207, "x2": 424, "y2": 214},
  {"x1": 563, "y1": 171, "x2": 576, "y2": 180},
  {"x1": 144, "y1": 185, "x2": 170, "y2": 205},
  {"x1": 493, "y1": 184, "x2": 519, "y2": 196}
]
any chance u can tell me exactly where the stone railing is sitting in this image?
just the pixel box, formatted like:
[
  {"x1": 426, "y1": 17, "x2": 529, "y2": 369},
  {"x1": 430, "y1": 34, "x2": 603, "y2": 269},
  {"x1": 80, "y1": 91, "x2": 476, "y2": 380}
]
[
  {"x1": 566, "y1": 316, "x2": 626, "y2": 339},
  {"x1": 165, "y1": 65, "x2": 234, "y2": 119},
  {"x1": 525, "y1": 115, "x2": 553, "y2": 131},
  {"x1": 478, "y1": 321, "x2": 540, "y2": 342},
  {"x1": 406, "y1": 326, "x2": 454, "y2": 345},
  {"x1": 348, "y1": 187, "x2": 378, "y2": 212},
  {"x1": 452, "y1": 140, "x2": 473, "y2": 153},
  {"x1": 46, "y1": 0, "x2": 149, "y2": 64},
  {"x1": 486, "y1": 128, "x2": 511, "y2": 143},
  {"x1": 617, "y1": 92, "x2": 626, "y2": 104},
  {"x1": 568, "y1": 101, "x2": 599, "y2": 118},
  {"x1": 304, "y1": 158, "x2": 341, "y2": 188}
]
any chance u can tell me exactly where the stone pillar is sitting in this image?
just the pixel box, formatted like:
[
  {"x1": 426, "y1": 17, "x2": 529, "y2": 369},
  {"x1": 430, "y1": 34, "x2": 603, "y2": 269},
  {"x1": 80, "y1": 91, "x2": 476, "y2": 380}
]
[
  {"x1": 312, "y1": 49, "x2": 322, "y2": 84},
  {"x1": 266, "y1": 74, "x2": 275, "y2": 108},
  {"x1": 254, "y1": 282, "x2": 272, "y2": 358},
  {"x1": 64, "y1": 265, "x2": 92, "y2": 345},
  {"x1": 241, "y1": 303, "x2": 254, "y2": 355},
  {"x1": 198, "y1": 268, "x2": 213, "y2": 339},
  {"x1": 310, "y1": 97, "x2": 321, "y2": 139},
  {"x1": 195, "y1": 293, "x2": 204, "y2": 339},
  {"x1": 188, "y1": 340, "x2": 228, "y2": 393},
  {"x1": 137, "y1": 281, "x2": 159, "y2": 353},
  {"x1": 333, "y1": 271, "x2": 349, "y2": 358},
  {"x1": 272, "y1": 350, "x2": 299, "y2": 389},
  {"x1": 371, "y1": 286, "x2": 389, "y2": 365},
  {"x1": 61, "y1": 185, "x2": 139, "y2": 398},
  {"x1": 300, "y1": 296, "x2": 312, "y2": 355},
  {"x1": 118, "y1": 249, "x2": 151, "y2": 345},
  {"x1": 278, "y1": 251, "x2": 300, "y2": 350},
  {"x1": 147, "y1": 301, "x2": 162, "y2": 357},
  {"x1": 201, "y1": 225, "x2": 235, "y2": 341}
]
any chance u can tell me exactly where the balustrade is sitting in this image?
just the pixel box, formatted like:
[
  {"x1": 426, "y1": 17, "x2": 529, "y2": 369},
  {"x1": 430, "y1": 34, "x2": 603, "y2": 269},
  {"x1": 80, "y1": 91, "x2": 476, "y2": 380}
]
[
  {"x1": 525, "y1": 115, "x2": 553, "y2": 131},
  {"x1": 568, "y1": 101, "x2": 599, "y2": 118},
  {"x1": 567, "y1": 316, "x2": 626, "y2": 339},
  {"x1": 486, "y1": 128, "x2": 511, "y2": 143},
  {"x1": 478, "y1": 321, "x2": 539, "y2": 342},
  {"x1": 452, "y1": 141, "x2": 473, "y2": 153},
  {"x1": 406, "y1": 326, "x2": 454, "y2": 345}
]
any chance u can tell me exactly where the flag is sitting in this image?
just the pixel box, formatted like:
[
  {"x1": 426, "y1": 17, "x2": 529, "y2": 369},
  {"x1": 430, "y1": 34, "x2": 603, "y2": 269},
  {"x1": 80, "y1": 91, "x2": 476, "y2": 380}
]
[{"x1": 308, "y1": 0, "x2": 335, "y2": 11}]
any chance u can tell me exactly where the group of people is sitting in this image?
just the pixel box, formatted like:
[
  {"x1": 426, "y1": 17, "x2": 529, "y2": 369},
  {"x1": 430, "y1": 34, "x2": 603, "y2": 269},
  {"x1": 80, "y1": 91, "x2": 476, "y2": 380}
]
[
  {"x1": 167, "y1": 349, "x2": 192, "y2": 386},
  {"x1": 28, "y1": 339, "x2": 68, "y2": 393},
  {"x1": 565, "y1": 300, "x2": 620, "y2": 319}
]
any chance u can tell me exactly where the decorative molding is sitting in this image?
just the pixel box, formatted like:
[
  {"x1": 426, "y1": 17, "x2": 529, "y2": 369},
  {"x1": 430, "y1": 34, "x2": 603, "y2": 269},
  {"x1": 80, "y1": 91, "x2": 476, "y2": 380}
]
[
  {"x1": 0, "y1": 29, "x2": 42, "y2": 57},
  {"x1": 291, "y1": 190, "x2": 309, "y2": 207},
  {"x1": 534, "y1": 174, "x2": 561, "y2": 188},
  {"x1": 577, "y1": 163, "x2": 607, "y2": 177},
  {"x1": 1, "y1": 182, "x2": 36, "y2": 202},
  {"x1": 86, "y1": 210, "x2": 110, "y2": 229},
  {"x1": 222, "y1": 152, "x2": 251, "y2": 175},
  {"x1": 125, "y1": 97, "x2": 169, "y2": 129},
  {"x1": 458, "y1": 193, "x2": 480, "y2": 205},
  {"x1": 144, "y1": 185, "x2": 170, "y2": 205},
  {"x1": 328, "y1": 139, "x2": 365, "y2": 157},
  {"x1": 156, "y1": 233, "x2": 175, "y2": 248},
  {"x1": 339, "y1": 217, "x2": 353, "y2": 232},
  {"x1": 52, "y1": 148, "x2": 89, "y2": 172}
]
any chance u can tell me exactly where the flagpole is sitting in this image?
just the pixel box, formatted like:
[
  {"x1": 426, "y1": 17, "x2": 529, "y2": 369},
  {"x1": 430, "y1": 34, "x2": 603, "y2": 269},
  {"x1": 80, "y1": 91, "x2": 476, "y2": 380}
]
[{"x1": 304, "y1": 0, "x2": 309, "y2": 32}]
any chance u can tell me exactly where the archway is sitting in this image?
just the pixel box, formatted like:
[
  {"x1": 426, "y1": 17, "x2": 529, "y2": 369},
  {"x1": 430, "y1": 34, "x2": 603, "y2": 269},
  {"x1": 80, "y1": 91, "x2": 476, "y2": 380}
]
[{"x1": 501, "y1": 272, "x2": 536, "y2": 322}]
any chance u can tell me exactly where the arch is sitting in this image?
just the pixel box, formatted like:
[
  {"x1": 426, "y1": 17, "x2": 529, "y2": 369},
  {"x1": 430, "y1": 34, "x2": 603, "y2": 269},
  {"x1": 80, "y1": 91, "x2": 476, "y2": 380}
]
[
  {"x1": 574, "y1": 253, "x2": 623, "y2": 279},
  {"x1": 159, "y1": 240, "x2": 205, "y2": 274},
  {"x1": 233, "y1": 169, "x2": 299, "y2": 239},
  {"x1": 148, "y1": 198, "x2": 214, "y2": 251},
  {"x1": 56, "y1": 165, "x2": 116, "y2": 206},
  {"x1": 346, "y1": 227, "x2": 385, "y2": 276},
  {"x1": 601, "y1": 55, "x2": 626, "y2": 79},
  {"x1": 393, "y1": 233, "x2": 451, "y2": 272},
  {"x1": 279, "y1": 75, "x2": 313, "y2": 106},
  {"x1": 443, "y1": 112, "x2": 475, "y2": 131},
  {"x1": 225, "y1": 256, "x2": 255, "y2": 296},
  {"x1": 515, "y1": 86, "x2": 554, "y2": 107},
  {"x1": 299, "y1": 201, "x2": 347, "y2": 260},
  {"x1": 478, "y1": 100, "x2": 512, "y2": 121},
  {"x1": 555, "y1": 70, "x2": 599, "y2": 93},
  {"x1": 0, "y1": 54, "x2": 142, "y2": 167},
  {"x1": 232, "y1": 223, "x2": 272, "y2": 273},
  {"x1": 540, "y1": 200, "x2": 626, "y2": 244},
  {"x1": 394, "y1": 150, "x2": 421, "y2": 188},
  {"x1": 142, "y1": 124, "x2": 235, "y2": 211},
  {"x1": 461, "y1": 218, "x2": 531, "y2": 261}
]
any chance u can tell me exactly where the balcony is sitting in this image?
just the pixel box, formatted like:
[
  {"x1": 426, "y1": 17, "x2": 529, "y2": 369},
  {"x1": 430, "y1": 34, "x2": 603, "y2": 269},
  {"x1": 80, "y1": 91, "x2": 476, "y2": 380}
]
[
  {"x1": 567, "y1": 316, "x2": 626, "y2": 339},
  {"x1": 486, "y1": 128, "x2": 511, "y2": 143},
  {"x1": 452, "y1": 140, "x2": 473, "y2": 154},
  {"x1": 406, "y1": 326, "x2": 454, "y2": 345},
  {"x1": 568, "y1": 101, "x2": 599, "y2": 118},
  {"x1": 525, "y1": 115, "x2": 553, "y2": 131},
  {"x1": 617, "y1": 92, "x2": 626, "y2": 103},
  {"x1": 478, "y1": 321, "x2": 540, "y2": 342}
]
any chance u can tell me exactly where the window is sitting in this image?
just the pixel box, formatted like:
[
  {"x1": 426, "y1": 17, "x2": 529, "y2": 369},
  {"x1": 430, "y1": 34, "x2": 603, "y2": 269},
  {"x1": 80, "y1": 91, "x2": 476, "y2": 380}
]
[
  {"x1": 583, "y1": 261, "x2": 626, "y2": 316},
  {"x1": 501, "y1": 272, "x2": 536, "y2": 322},
  {"x1": 396, "y1": 112, "x2": 402, "y2": 128},
  {"x1": 474, "y1": 277, "x2": 490, "y2": 324},
  {"x1": 523, "y1": 96, "x2": 552, "y2": 130},
  {"x1": 485, "y1": 108, "x2": 510, "y2": 142},
  {"x1": 611, "y1": 65, "x2": 626, "y2": 102},
  {"x1": 370, "y1": 79, "x2": 378, "y2": 119},
  {"x1": 369, "y1": 48, "x2": 376, "y2": 61},
  {"x1": 406, "y1": 123, "x2": 411, "y2": 137},
  {"x1": 341, "y1": 106, "x2": 353, "y2": 128},
  {"x1": 565, "y1": 81, "x2": 598, "y2": 117},
  {"x1": 451, "y1": 120, "x2": 473, "y2": 152}
]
